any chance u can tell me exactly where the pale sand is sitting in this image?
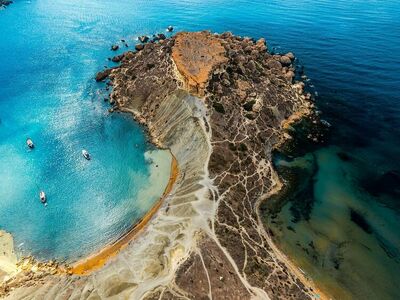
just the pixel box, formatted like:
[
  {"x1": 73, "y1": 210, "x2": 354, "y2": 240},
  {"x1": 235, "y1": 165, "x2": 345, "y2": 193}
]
[{"x1": 0, "y1": 231, "x2": 17, "y2": 282}]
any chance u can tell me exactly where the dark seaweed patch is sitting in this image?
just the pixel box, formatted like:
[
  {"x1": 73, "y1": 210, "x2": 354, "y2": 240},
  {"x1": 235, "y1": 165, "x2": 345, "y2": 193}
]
[
  {"x1": 337, "y1": 151, "x2": 352, "y2": 162},
  {"x1": 362, "y1": 170, "x2": 400, "y2": 198},
  {"x1": 261, "y1": 152, "x2": 318, "y2": 225},
  {"x1": 289, "y1": 180, "x2": 315, "y2": 223},
  {"x1": 350, "y1": 208, "x2": 372, "y2": 234},
  {"x1": 277, "y1": 115, "x2": 330, "y2": 157},
  {"x1": 287, "y1": 225, "x2": 296, "y2": 232}
]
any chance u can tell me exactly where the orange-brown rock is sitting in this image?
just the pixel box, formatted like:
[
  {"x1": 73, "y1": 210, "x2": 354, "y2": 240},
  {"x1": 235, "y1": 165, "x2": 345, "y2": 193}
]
[{"x1": 172, "y1": 31, "x2": 228, "y2": 96}]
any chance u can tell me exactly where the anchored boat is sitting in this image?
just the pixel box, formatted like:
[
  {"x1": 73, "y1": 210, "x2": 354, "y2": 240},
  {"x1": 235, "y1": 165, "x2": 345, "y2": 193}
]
[
  {"x1": 26, "y1": 138, "x2": 34, "y2": 149},
  {"x1": 82, "y1": 149, "x2": 91, "y2": 160},
  {"x1": 39, "y1": 191, "x2": 47, "y2": 205}
]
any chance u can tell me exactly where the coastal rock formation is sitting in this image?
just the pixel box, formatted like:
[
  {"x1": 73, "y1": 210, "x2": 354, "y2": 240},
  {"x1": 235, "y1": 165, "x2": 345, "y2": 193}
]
[
  {"x1": 172, "y1": 32, "x2": 228, "y2": 96},
  {"x1": 1, "y1": 31, "x2": 319, "y2": 299}
]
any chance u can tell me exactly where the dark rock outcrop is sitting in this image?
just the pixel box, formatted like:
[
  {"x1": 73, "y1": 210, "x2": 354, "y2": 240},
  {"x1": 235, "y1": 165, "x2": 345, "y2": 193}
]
[
  {"x1": 152, "y1": 33, "x2": 166, "y2": 42},
  {"x1": 134, "y1": 44, "x2": 144, "y2": 51},
  {"x1": 138, "y1": 35, "x2": 149, "y2": 43},
  {"x1": 95, "y1": 68, "x2": 114, "y2": 81},
  {"x1": 111, "y1": 54, "x2": 124, "y2": 62}
]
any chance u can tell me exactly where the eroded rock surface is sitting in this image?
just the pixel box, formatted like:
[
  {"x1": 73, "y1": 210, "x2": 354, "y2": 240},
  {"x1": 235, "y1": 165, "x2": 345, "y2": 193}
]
[
  {"x1": 2, "y1": 31, "x2": 319, "y2": 299},
  {"x1": 172, "y1": 31, "x2": 228, "y2": 96}
]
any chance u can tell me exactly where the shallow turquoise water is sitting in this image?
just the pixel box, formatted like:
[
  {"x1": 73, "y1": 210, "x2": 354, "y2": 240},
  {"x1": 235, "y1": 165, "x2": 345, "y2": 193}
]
[
  {"x1": 1, "y1": 0, "x2": 400, "y2": 297},
  {"x1": 0, "y1": 0, "x2": 173, "y2": 262}
]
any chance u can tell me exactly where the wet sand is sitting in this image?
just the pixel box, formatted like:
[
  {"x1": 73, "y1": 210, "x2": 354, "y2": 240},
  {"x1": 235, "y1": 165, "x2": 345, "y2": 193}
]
[
  {"x1": 70, "y1": 153, "x2": 179, "y2": 275},
  {"x1": 0, "y1": 231, "x2": 17, "y2": 281}
]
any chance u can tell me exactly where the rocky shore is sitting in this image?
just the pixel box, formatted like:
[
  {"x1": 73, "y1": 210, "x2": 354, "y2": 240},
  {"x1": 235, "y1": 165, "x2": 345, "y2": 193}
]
[{"x1": 1, "y1": 31, "x2": 323, "y2": 299}]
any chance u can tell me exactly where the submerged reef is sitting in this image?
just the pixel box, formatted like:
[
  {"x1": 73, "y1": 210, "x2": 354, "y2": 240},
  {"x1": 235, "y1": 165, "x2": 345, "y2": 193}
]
[
  {"x1": 1, "y1": 31, "x2": 321, "y2": 299},
  {"x1": 0, "y1": 0, "x2": 12, "y2": 9}
]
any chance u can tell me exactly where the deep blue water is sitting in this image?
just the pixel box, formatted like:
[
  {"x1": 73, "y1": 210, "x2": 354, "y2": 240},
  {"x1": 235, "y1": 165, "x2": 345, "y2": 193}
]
[{"x1": 1, "y1": 0, "x2": 399, "y2": 298}]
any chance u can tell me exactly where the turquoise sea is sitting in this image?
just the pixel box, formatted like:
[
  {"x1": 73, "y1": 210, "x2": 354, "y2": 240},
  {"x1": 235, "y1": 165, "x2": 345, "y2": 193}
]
[{"x1": 1, "y1": 0, "x2": 399, "y2": 298}]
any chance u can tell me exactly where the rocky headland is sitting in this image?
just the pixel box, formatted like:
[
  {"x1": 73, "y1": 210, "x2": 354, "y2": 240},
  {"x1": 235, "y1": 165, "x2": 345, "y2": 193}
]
[{"x1": 1, "y1": 31, "x2": 324, "y2": 299}]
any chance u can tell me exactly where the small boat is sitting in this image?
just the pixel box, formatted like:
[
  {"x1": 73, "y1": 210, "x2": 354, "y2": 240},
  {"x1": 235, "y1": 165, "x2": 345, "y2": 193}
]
[
  {"x1": 82, "y1": 149, "x2": 91, "y2": 160},
  {"x1": 39, "y1": 191, "x2": 47, "y2": 205},
  {"x1": 26, "y1": 138, "x2": 34, "y2": 149}
]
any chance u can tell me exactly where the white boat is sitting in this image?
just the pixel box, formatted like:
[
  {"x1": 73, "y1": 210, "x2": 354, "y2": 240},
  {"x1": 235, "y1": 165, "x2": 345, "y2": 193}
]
[
  {"x1": 82, "y1": 149, "x2": 91, "y2": 160},
  {"x1": 39, "y1": 191, "x2": 47, "y2": 205},
  {"x1": 26, "y1": 138, "x2": 34, "y2": 149}
]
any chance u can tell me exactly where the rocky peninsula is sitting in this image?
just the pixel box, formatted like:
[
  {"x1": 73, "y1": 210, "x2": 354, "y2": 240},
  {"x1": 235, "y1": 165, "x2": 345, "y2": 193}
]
[{"x1": 1, "y1": 31, "x2": 323, "y2": 299}]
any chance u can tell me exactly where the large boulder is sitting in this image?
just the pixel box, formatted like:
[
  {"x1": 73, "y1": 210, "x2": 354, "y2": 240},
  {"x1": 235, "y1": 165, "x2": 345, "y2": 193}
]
[
  {"x1": 135, "y1": 44, "x2": 144, "y2": 51},
  {"x1": 266, "y1": 59, "x2": 282, "y2": 70},
  {"x1": 280, "y1": 55, "x2": 292, "y2": 66},
  {"x1": 286, "y1": 52, "x2": 295, "y2": 60},
  {"x1": 111, "y1": 54, "x2": 124, "y2": 63},
  {"x1": 255, "y1": 38, "x2": 267, "y2": 51},
  {"x1": 155, "y1": 33, "x2": 166, "y2": 41},
  {"x1": 284, "y1": 70, "x2": 295, "y2": 81},
  {"x1": 95, "y1": 68, "x2": 114, "y2": 81}
]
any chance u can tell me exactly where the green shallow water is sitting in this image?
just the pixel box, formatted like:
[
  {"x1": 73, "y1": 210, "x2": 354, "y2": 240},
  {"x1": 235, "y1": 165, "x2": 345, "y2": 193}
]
[{"x1": 263, "y1": 147, "x2": 400, "y2": 299}]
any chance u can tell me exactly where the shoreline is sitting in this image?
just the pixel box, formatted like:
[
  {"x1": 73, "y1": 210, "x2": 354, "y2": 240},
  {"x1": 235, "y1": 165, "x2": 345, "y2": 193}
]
[
  {"x1": 3, "y1": 31, "x2": 331, "y2": 299},
  {"x1": 257, "y1": 176, "x2": 331, "y2": 300},
  {"x1": 263, "y1": 111, "x2": 333, "y2": 300},
  {"x1": 70, "y1": 152, "x2": 179, "y2": 275},
  {"x1": 257, "y1": 109, "x2": 331, "y2": 300}
]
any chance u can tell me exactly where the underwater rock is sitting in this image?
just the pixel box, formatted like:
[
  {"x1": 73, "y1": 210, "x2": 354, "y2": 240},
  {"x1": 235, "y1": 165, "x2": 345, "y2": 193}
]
[
  {"x1": 0, "y1": 0, "x2": 12, "y2": 8},
  {"x1": 337, "y1": 151, "x2": 352, "y2": 161},
  {"x1": 364, "y1": 170, "x2": 400, "y2": 198},
  {"x1": 138, "y1": 35, "x2": 149, "y2": 43},
  {"x1": 350, "y1": 208, "x2": 372, "y2": 234},
  {"x1": 111, "y1": 45, "x2": 119, "y2": 51}
]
